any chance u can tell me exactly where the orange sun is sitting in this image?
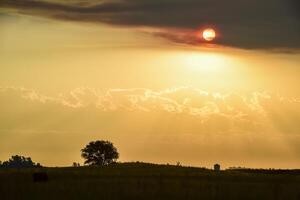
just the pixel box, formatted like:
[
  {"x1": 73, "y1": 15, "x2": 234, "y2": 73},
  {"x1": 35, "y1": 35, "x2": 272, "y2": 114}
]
[{"x1": 202, "y1": 28, "x2": 216, "y2": 41}]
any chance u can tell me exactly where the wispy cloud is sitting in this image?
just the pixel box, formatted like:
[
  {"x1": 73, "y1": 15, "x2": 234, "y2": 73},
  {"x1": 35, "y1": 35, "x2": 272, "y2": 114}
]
[{"x1": 1, "y1": 86, "x2": 300, "y2": 135}]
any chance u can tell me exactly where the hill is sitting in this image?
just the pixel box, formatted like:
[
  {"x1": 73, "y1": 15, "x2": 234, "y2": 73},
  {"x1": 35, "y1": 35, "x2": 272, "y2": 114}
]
[{"x1": 0, "y1": 162, "x2": 300, "y2": 200}]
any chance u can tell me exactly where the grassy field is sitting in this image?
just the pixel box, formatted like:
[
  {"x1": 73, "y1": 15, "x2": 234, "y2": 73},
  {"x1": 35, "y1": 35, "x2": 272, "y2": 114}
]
[{"x1": 0, "y1": 162, "x2": 300, "y2": 200}]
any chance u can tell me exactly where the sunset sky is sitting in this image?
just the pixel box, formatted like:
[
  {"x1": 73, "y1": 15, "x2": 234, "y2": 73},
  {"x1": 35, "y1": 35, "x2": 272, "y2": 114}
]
[{"x1": 0, "y1": 0, "x2": 300, "y2": 168}]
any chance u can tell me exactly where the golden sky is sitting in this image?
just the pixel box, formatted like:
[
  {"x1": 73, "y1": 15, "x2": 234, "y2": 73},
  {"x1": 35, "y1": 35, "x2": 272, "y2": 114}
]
[{"x1": 0, "y1": 10, "x2": 300, "y2": 168}]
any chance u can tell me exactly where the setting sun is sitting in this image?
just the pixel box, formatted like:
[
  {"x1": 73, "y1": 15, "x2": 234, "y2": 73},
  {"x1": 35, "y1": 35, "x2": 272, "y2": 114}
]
[{"x1": 203, "y1": 28, "x2": 216, "y2": 41}]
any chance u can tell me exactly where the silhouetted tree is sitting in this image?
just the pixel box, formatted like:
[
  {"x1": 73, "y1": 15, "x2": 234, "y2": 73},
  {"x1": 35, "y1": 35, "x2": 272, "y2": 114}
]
[
  {"x1": 81, "y1": 140, "x2": 119, "y2": 166},
  {"x1": 0, "y1": 155, "x2": 42, "y2": 168}
]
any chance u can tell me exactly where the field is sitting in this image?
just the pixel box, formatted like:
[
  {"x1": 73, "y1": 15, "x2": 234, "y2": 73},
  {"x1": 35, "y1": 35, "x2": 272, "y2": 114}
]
[{"x1": 1, "y1": 162, "x2": 300, "y2": 200}]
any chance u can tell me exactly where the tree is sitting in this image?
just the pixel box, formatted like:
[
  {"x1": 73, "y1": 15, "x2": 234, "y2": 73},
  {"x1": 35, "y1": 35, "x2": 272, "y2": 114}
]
[
  {"x1": 0, "y1": 155, "x2": 42, "y2": 168},
  {"x1": 81, "y1": 140, "x2": 119, "y2": 166}
]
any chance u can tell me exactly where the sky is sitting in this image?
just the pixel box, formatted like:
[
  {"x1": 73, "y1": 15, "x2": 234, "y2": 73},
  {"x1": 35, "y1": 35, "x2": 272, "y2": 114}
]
[{"x1": 0, "y1": 0, "x2": 300, "y2": 168}]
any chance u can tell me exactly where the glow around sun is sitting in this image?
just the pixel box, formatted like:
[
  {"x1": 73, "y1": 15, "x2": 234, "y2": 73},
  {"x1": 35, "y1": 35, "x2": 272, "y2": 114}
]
[{"x1": 202, "y1": 28, "x2": 216, "y2": 41}]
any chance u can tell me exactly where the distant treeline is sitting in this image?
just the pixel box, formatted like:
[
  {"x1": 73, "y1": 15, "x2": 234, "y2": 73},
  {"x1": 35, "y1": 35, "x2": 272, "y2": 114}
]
[
  {"x1": 1, "y1": 156, "x2": 299, "y2": 174},
  {"x1": 0, "y1": 155, "x2": 42, "y2": 168}
]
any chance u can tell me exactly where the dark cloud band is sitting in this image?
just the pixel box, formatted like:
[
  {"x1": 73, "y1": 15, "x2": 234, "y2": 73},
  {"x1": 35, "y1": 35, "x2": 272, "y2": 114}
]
[{"x1": 1, "y1": 0, "x2": 299, "y2": 50}]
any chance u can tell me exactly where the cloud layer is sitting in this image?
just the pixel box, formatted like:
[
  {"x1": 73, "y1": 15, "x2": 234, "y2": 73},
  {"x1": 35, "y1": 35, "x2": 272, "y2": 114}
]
[
  {"x1": 1, "y1": 0, "x2": 299, "y2": 50},
  {"x1": 1, "y1": 86, "x2": 300, "y2": 135}
]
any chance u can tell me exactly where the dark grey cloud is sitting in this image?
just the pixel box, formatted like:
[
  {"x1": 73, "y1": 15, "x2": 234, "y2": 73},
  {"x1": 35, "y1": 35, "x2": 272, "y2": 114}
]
[{"x1": 1, "y1": 0, "x2": 299, "y2": 50}]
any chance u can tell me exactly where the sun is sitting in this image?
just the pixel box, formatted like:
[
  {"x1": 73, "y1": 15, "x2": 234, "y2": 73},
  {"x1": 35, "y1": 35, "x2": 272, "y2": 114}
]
[{"x1": 202, "y1": 28, "x2": 216, "y2": 41}]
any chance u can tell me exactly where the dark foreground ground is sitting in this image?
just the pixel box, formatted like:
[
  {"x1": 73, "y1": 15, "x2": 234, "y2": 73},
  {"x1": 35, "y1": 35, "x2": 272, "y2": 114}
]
[{"x1": 0, "y1": 162, "x2": 300, "y2": 200}]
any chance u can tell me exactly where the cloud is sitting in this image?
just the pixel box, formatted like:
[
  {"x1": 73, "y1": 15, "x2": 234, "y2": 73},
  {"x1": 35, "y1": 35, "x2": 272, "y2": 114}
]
[
  {"x1": 1, "y1": 86, "x2": 300, "y2": 135},
  {"x1": 1, "y1": 0, "x2": 299, "y2": 50}
]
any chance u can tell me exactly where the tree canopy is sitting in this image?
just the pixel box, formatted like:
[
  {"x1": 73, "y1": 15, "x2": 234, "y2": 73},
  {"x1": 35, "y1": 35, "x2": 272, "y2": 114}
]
[
  {"x1": 0, "y1": 155, "x2": 42, "y2": 168},
  {"x1": 81, "y1": 140, "x2": 119, "y2": 166}
]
